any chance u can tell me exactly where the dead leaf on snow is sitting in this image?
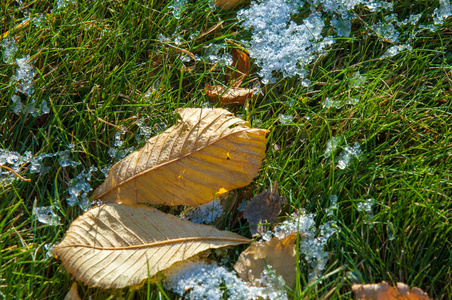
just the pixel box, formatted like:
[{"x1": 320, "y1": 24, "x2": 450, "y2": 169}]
[
  {"x1": 92, "y1": 108, "x2": 267, "y2": 206},
  {"x1": 244, "y1": 182, "x2": 286, "y2": 237},
  {"x1": 234, "y1": 234, "x2": 297, "y2": 287},
  {"x1": 205, "y1": 84, "x2": 257, "y2": 105},
  {"x1": 53, "y1": 203, "x2": 251, "y2": 289},
  {"x1": 352, "y1": 281, "x2": 431, "y2": 300},
  {"x1": 64, "y1": 282, "x2": 81, "y2": 300}
]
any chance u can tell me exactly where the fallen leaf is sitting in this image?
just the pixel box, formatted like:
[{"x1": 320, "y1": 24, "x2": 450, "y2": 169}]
[
  {"x1": 92, "y1": 108, "x2": 267, "y2": 206},
  {"x1": 205, "y1": 84, "x2": 257, "y2": 105},
  {"x1": 244, "y1": 182, "x2": 286, "y2": 237},
  {"x1": 352, "y1": 281, "x2": 431, "y2": 300},
  {"x1": 215, "y1": 0, "x2": 246, "y2": 10},
  {"x1": 234, "y1": 234, "x2": 297, "y2": 287},
  {"x1": 53, "y1": 203, "x2": 251, "y2": 289},
  {"x1": 227, "y1": 48, "x2": 251, "y2": 87},
  {"x1": 64, "y1": 282, "x2": 81, "y2": 300}
]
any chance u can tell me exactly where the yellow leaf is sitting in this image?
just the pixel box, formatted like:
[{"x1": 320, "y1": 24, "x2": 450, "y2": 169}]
[
  {"x1": 53, "y1": 203, "x2": 251, "y2": 289},
  {"x1": 352, "y1": 281, "x2": 431, "y2": 300},
  {"x1": 92, "y1": 108, "x2": 267, "y2": 206},
  {"x1": 234, "y1": 234, "x2": 297, "y2": 287}
]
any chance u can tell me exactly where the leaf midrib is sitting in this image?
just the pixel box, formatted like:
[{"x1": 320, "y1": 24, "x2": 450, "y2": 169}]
[{"x1": 55, "y1": 236, "x2": 252, "y2": 251}]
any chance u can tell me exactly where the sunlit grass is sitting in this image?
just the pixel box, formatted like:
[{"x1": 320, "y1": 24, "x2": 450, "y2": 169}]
[{"x1": 1, "y1": 0, "x2": 451, "y2": 299}]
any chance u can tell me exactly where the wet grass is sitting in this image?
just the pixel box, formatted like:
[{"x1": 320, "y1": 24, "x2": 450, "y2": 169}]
[{"x1": 1, "y1": 0, "x2": 451, "y2": 299}]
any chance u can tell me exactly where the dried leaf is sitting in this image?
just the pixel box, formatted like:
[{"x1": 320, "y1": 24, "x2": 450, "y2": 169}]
[
  {"x1": 227, "y1": 48, "x2": 251, "y2": 87},
  {"x1": 352, "y1": 281, "x2": 431, "y2": 300},
  {"x1": 234, "y1": 234, "x2": 297, "y2": 287},
  {"x1": 64, "y1": 282, "x2": 81, "y2": 300},
  {"x1": 92, "y1": 108, "x2": 267, "y2": 206},
  {"x1": 215, "y1": 0, "x2": 246, "y2": 10},
  {"x1": 244, "y1": 182, "x2": 286, "y2": 237},
  {"x1": 53, "y1": 203, "x2": 251, "y2": 289},
  {"x1": 205, "y1": 84, "x2": 257, "y2": 105}
]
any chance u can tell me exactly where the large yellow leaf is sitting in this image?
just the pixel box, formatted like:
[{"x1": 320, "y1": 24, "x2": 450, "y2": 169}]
[
  {"x1": 53, "y1": 203, "x2": 251, "y2": 289},
  {"x1": 92, "y1": 108, "x2": 267, "y2": 206}
]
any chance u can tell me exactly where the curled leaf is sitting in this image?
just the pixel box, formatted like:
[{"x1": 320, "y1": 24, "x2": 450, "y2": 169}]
[
  {"x1": 215, "y1": 0, "x2": 246, "y2": 10},
  {"x1": 205, "y1": 84, "x2": 257, "y2": 105},
  {"x1": 228, "y1": 48, "x2": 251, "y2": 87},
  {"x1": 92, "y1": 108, "x2": 267, "y2": 206},
  {"x1": 234, "y1": 234, "x2": 297, "y2": 287},
  {"x1": 53, "y1": 203, "x2": 251, "y2": 289},
  {"x1": 244, "y1": 181, "x2": 287, "y2": 237},
  {"x1": 352, "y1": 281, "x2": 431, "y2": 300}
]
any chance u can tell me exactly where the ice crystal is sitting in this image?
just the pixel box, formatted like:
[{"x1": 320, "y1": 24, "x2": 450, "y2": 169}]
[
  {"x1": 109, "y1": 129, "x2": 134, "y2": 160},
  {"x1": 371, "y1": 21, "x2": 399, "y2": 42},
  {"x1": 349, "y1": 71, "x2": 366, "y2": 88},
  {"x1": 11, "y1": 55, "x2": 36, "y2": 96},
  {"x1": 204, "y1": 43, "x2": 231, "y2": 65},
  {"x1": 44, "y1": 243, "x2": 55, "y2": 259},
  {"x1": 67, "y1": 167, "x2": 97, "y2": 210},
  {"x1": 169, "y1": 0, "x2": 188, "y2": 19},
  {"x1": 165, "y1": 260, "x2": 287, "y2": 300},
  {"x1": 58, "y1": 150, "x2": 80, "y2": 168},
  {"x1": 182, "y1": 200, "x2": 224, "y2": 225},
  {"x1": 357, "y1": 198, "x2": 375, "y2": 223},
  {"x1": 264, "y1": 211, "x2": 339, "y2": 280},
  {"x1": 34, "y1": 206, "x2": 60, "y2": 226},
  {"x1": 337, "y1": 142, "x2": 362, "y2": 169},
  {"x1": 321, "y1": 97, "x2": 359, "y2": 109},
  {"x1": 278, "y1": 114, "x2": 293, "y2": 125},
  {"x1": 324, "y1": 136, "x2": 343, "y2": 159},
  {"x1": 136, "y1": 119, "x2": 153, "y2": 141},
  {"x1": 1, "y1": 37, "x2": 18, "y2": 63},
  {"x1": 433, "y1": 0, "x2": 452, "y2": 25},
  {"x1": 326, "y1": 194, "x2": 338, "y2": 217},
  {"x1": 380, "y1": 44, "x2": 413, "y2": 59}
]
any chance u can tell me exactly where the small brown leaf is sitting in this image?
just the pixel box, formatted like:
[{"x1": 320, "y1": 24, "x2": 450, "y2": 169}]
[
  {"x1": 64, "y1": 282, "x2": 81, "y2": 300},
  {"x1": 215, "y1": 0, "x2": 246, "y2": 10},
  {"x1": 244, "y1": 182, "x2": 286, "y2": 237},
  {"x1": 228, "y1": 48, "x2": 250, "y2": 87},
  {"x1": 53, "y1": 203, "x2": 251, "y2": 289},
  {"x1": 205, "y1": 84, "x2": 257, "y2": 105},
  {"x1": 234, "y1": 234, "x2": 297, "y2": 287},
  {"x1": 352, "y1": 281, "x2": 431, "y2": 300}
]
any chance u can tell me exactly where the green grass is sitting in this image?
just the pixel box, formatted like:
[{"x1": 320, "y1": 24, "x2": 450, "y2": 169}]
[{"x1": 1, "y1": 0, "x2": 451, "y2": 299}]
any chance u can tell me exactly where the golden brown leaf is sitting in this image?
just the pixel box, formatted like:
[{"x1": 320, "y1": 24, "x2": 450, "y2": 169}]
[
  {"x1": 92, "y1": 108, "x2": 267, "y2": 206},
  {"x1": 228, "y1": 48, "x2": 251, "y2": 87},
  {"x1": 215, "y1": 0, "x2": 246, "y2": 10},
  {"x1": 53, "y1": 203, "x2": 251, "y2": 289},
  {"x1": 352, "y1": 281, "x2": 431, "y2": 300},
  {"x1": 244, "y1": 182, "x2": 286, "y2": 237},
  {"x1": 205, "y1": 84, "x2": 257, "y2": 105},
  {"x1": 234, "y1": 234, "x2": 297, "y2": 287},
  {"x1": 64, "y1": 282, "x2": 81, "y2": 300}
]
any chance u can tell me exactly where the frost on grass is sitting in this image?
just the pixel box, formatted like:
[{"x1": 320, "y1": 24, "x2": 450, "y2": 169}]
[
  {"x1": 0, "y1": 149, "x2": 55, "y2": 185},
  {"x1": 321, "y1": 97, "x2": 359, "y2": 109},
  {"x1": 34, "y1": 206, "x2": 60, "y2": 226},
  {"x1": 1, "y1": 37, "x2": 18, "y2": 63},
  {"x1": 67, "y1": 167, "x2": 97, "y2": 210},
  {"x1": 11, "y1": 55, "x2": 36, "y2": 96},
  {"x1": 237, "y1": 0, "x2": 448, "y2": 83},
  {"x1": 58, "y1": 150, "x2": 80, "y2": 168},
  {"x1": 433, "y1": 0, "x2": 452, "y2": 25},
  {"x1": 169, "y1": 0, "x2": 188, "y2": 19},
  {"x1": 380, "y1": 44, "x2": 413, "y2": 59},
  {"x1": 349, "y1": 71, "x2": 366, "y2": 88},
  {"x1": 263, "y1": 211, "x2": 339, "y2": 281},
  {"x1": 357, "y1": 198, "x2": 375, "y2": 222},
  {"x1": 108, "y1": 129, "x2": 134, "y2": 160},
  {"x1": 165, "y1": 260, "x2": 288, "y2": 300},
  {"x1": 324, "y1": 136, "x2": 343, "y2": 158},
  {"x1": 336, "y1": 142, "x2": 362, "y2": 169},
  {"x1": 278, "y1": 114, "x2": 293, "y2": 125},
  {"x1": 204, "y1": 43, "x2": 232, "y2": 65},
  {"x1": 182, "y1": 200, "x2": 224, "y2": 225}
]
